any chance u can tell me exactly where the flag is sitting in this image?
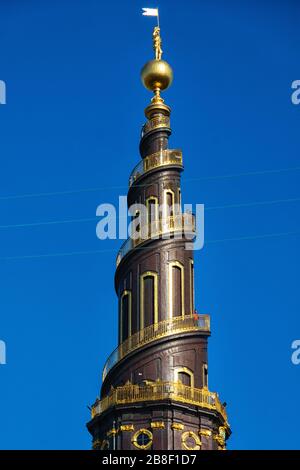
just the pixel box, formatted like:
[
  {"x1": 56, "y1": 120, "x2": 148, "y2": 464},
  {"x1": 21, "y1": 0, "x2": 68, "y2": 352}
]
[{"x1": 142, "y1": 8, "x2": 158, "y2": 17}]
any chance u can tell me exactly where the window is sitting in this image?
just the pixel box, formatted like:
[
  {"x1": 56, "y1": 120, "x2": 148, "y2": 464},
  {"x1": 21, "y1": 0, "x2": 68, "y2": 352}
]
[
  {"x1": 190, "y1": 259, "x2": 194, "y2": 315},
  {"x1": 132, "y1": 429, "x2": 153, "y2": 450},
  {"x1": 146, "y1": 196, "x2": 159, "y2": 237},
  {"x1": 178, "y1": 188, "x2": 182, "y2": 211},
  {"x1": 181, "y1": 431, "x2": 201, "y2": 451},
  {"x1": 178, "y1": 371, "x2": 192, "y2": 387},
  {"x1": 169, "y1": 261, "x2": 184, "y2": 318},
  {"x1": 120, "y1": 290, "x2": 131, "y2": 343},
  {"x1": 140, "y1": 272, "x2": 158, "y2": 330},
  {"x1": 131, "y1": 209, "x2": 141, "y2": 241},
  {"x1": 174, "y1": 367, "x2": 194, "y2": 388},
  {"x1": 164, "y1": 189, "x2": 175, "y2": 227},
  {"x1": 203, "y1": 363, "x2": 208, "y2": 388}
]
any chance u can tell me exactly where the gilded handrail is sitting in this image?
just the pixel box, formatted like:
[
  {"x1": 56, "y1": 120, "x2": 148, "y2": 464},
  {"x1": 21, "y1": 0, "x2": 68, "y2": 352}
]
[
  {"x1": 102, "y1": 314, "x2": 210, "y2": 381},
  {"x1": 129, "y1": 149, "x2": 183, "y2": 187},
  {"x1": 142, "y1": 115, "x2": 170, "y2": 136},
  {"x1": 92, "y1": 381, "x2": 227, "y2": 423},
  {"x1": 116, "y1": 213, "x2": 196, "y2": 267}
]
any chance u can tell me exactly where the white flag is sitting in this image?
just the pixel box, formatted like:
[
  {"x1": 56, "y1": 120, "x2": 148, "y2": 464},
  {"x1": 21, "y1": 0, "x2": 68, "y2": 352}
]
[{"x1": 142, "y1": 8, "x2": 158, "y2": 17}]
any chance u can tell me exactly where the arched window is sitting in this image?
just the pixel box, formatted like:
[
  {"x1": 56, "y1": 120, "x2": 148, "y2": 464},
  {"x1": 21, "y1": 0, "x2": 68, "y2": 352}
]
[
  {"x1": 120, "y1": 290, "x2": 132, "y2": 343},
  {"x1": 164, "y1": 189, "x2": 175, "y2": 227},
  {"x1": 174, "y1": 366, "x2": 194, "y2": 388},
  {"x1": 140, "y1": 271, "x2": 158, "y2": 330},
  {"x1": 178, "y1": 371, "x2": 192, "y2": 387},
  {"x1": 169, "y1": 261, "x2": 184, "y2": 318},
  {"x1": 203, "y1": 363, "x2": 208, "y2": 388},
  {"x1": 146, "y1": 196, "x2": 159, "y2": 237}
]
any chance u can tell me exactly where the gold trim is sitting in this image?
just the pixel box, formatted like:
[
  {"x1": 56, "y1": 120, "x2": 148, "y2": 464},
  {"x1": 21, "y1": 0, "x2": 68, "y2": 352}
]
[
  {"x1": 174, "y1": 366, "x2": 195, "y2": 389},
  {"x1": 106, "y1": 428, "x2": 117, "y2": 437},
  {"x1": 189, "y1": 259, "x2": 194, "y2": 315},
  {"x1": 140, "y1": 271, "x2": 158, "y2": 331},
  {"x1": 182, "y1": 431, "x2": 201, "y2": 450},
  {"x1": 150, "y1": 421, "x2": 165, "y2": 429},
  {"x1": 199, "y1": 429, "x2": 212, "y2": 437},
  {"x1": 120, "y1": 424, "x2": 134, "y2": 432},
  {"x1": 102, "y1": 314, "x2": 210, "y2": 381},
  {"x1": 163, "y1": 188, "x2": 175, "y2": 221},
  {"x1": 169, "y1": 261, "x2": 185, "y2": 319},
  {"x1": 92, "y1": 439, "x2": 102, "y2": 449},
  {"x1": 132, "y1": 429, "x2": 153, "y2": 450},
  {"x1": 171, "y1": 423, "x2": 184, "y2": 431},
  {"x1": 120, "y1": 290, "x2": 132, "y2": 343},
  {"x1": 100, "y1": 440, "x2": 109, "y2": 450}
]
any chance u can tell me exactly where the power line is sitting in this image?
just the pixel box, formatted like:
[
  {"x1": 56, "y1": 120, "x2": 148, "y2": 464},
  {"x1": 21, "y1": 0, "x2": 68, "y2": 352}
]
[
  {"x1": 0, "y1": 165, "x2": 299, "y2": 202},
  {"x1": 1, "y1": 230, "x2": 299, "y2": 261},
  {"x1": 0, "y1": 217, "x2": 96, "y2": 229},
  {"x1": 0, "y1": 196, "x2": 299, "y2": 230}
]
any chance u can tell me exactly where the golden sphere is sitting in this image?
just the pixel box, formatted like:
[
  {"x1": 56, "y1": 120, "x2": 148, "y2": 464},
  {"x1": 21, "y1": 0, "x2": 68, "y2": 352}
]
[{"x1": 141, "y1": 59, "x2": 173, "y2": 92}]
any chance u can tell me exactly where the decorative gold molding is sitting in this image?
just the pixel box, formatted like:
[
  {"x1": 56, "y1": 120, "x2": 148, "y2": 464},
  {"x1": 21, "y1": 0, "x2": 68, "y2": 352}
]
[
  {"x1": 213, "y1": 426, "x2": 226, "y2": 449},
  {"x1": 140, "y1": 271, "x2": 158, "y2": 331},
  {"x1": 129, "y1": 149, "x2": 183, "y2": 187},
  {"x1": 92, "y1": 439, "x2": 102, "y2": 449},
  {"x1": 100, "y1": 440, "x2": 109, "y2": 450},
  {"x1": 199, "y1": 429, "x2": 212, "y2": 437},
  {"x1": 150, "y1": 421, "x2": 165, "y2": 429},
  {"x1": 171, "y1": 423, "x2": 184, "y2": 431},
  {"x1": 146, "y1": 196, "x2": 159, "y2": 237},
  {"x1": 120, "y1": 424, "x2": 134, "y2": 432},
  {"x1": 132, "y1": 429, "x2": 153, "y2": 450},
  {"x1": 168, "y1": 260, "x2": 185, "y2": 319},
  {"x1": 213, "y1": 434, "x2": 225, "y2": 447},
  {"x1": 143, "y1": 115, "x2": 170, "y2": 136},
  {"x1": 102, "y1": 314, "x2": 210, "y2": 381},
  {"x1": 106, "y1": 428, "x2": 117, "y2": 437},
  {"x1": 189, "y1": 259, "x2": 194, "y2": 315},
  {"x1": 182, "y1": 431, "x2": 201, "y2": 450}
]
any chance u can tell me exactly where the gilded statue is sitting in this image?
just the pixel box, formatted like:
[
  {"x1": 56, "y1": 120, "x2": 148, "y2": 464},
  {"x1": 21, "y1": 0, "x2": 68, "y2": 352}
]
[{"x1": 153, "y1": 26, "x2": 163, "y2": 60}]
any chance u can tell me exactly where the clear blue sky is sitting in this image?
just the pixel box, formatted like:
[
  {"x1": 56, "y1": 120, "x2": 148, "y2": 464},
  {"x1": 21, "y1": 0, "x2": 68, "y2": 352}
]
[{"x1": 0, "y1": 0, "x2": 299, "y2": 450}]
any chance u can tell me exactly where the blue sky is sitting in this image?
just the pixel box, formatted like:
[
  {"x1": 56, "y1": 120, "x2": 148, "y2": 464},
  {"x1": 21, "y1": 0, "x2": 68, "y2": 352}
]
[{"x1": 0, "y1": 0, "x2": 299, "y2": 449}]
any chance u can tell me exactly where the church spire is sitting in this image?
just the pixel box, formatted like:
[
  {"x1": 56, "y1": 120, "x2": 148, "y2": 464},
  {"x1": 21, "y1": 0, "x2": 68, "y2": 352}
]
[{"x1": 87, "y1": 13, "x2": 231, "y2": 451}]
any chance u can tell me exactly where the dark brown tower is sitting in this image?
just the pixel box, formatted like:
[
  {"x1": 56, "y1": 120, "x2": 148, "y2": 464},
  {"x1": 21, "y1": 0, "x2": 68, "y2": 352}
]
[{"x1": 87, "y1": 26, "x2": 230, "y2": 451}]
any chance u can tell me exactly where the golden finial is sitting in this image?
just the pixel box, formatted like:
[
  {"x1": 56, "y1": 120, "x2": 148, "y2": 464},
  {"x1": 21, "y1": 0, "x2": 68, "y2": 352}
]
[{"x1": 141, "y1": 26, "x2": 173, "y2": 104}]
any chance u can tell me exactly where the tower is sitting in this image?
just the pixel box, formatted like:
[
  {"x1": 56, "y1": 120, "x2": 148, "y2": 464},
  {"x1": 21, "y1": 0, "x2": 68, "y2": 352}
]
[{"x1": 87, "y1": 26, "x2": 230, "y2": 451}]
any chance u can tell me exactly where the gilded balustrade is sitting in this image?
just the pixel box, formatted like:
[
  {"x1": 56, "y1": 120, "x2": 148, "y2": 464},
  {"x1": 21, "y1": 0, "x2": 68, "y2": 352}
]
[
  {"x1": 129, "y1": 149, "x2": 183, "y2": 187},
  {"x1": 102, "y1": 314, "x2": 209, "y2": 381},
  {"x1": 116, "y1": 213, "x2": 195, "y2": 267},
  {"x1": 92, "y1": 381, "x2": 227, "y2": 424}
]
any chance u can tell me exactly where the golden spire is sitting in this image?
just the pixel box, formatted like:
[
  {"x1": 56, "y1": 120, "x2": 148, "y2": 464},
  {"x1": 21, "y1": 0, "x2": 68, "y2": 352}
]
[{"x1": 141, "y1": 26, "x2": 173, "y2": 105}]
